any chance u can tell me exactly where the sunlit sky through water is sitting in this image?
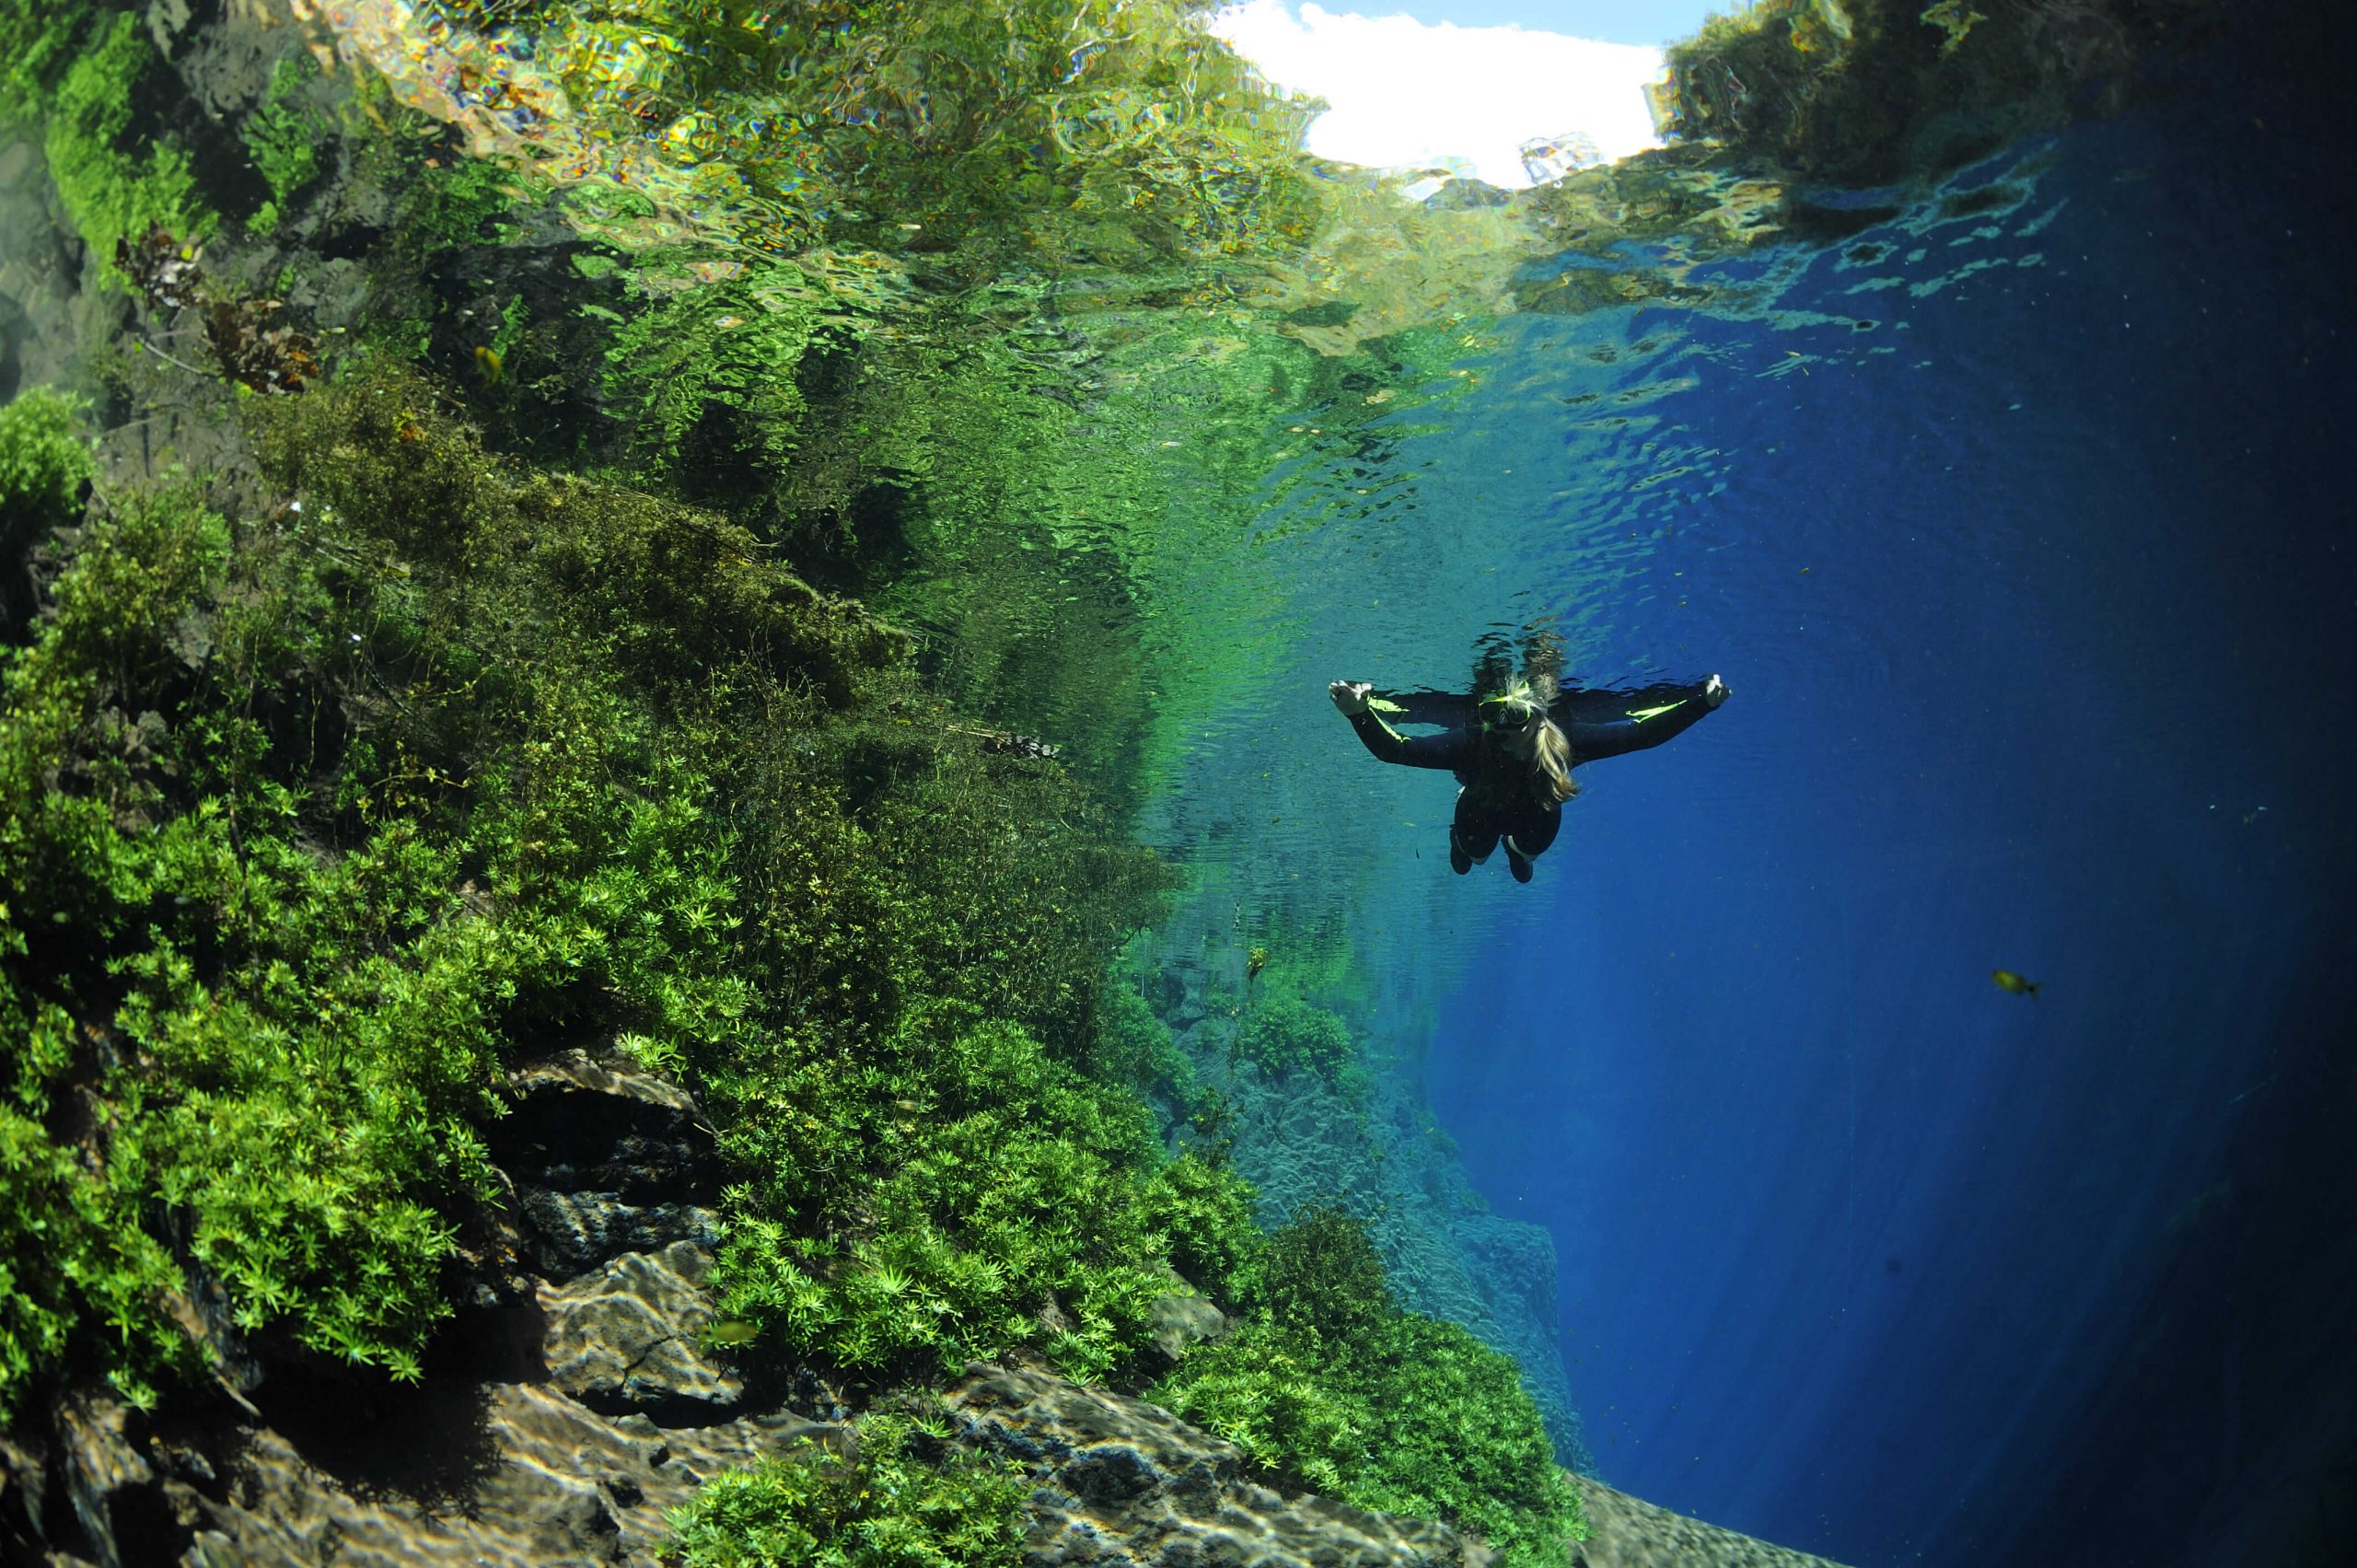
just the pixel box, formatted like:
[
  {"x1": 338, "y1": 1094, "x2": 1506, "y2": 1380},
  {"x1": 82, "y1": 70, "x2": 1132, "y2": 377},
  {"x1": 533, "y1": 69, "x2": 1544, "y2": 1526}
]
[{"x1": 1208, "y1": 1, "x2": 1724, "y2": 187}]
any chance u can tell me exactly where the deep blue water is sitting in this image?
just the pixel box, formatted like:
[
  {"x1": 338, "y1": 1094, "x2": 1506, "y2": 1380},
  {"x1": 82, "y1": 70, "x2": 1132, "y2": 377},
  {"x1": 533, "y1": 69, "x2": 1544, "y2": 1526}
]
[{"x1": 1410, "y1": 9, "x2": 2357, "y2": 1564}]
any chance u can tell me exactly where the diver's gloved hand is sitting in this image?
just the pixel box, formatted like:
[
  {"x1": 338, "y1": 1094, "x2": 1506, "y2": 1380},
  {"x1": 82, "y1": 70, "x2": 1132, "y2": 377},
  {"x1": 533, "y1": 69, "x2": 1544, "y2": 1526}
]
[
  {"x1": 1703, "y1": 673, "x2": 1729, "y2": 709},
  {"x1": 1329, "y1": 679, "x2": 1374, "y2": 715}
]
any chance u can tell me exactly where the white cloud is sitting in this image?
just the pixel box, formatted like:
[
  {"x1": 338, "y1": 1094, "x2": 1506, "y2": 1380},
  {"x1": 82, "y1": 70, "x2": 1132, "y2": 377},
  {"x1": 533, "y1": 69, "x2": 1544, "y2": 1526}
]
[{"x1": 1209, "y1": 0, "x2": 1664, "y2": 190}]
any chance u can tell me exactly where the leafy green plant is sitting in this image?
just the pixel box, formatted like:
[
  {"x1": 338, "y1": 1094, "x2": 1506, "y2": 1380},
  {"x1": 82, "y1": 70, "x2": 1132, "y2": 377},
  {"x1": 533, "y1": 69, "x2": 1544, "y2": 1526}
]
[
  {"x1": 0, "y1": 0, "x2": 98, "y2": 129},
  {"x1": 242, "y1": 52, "x2": 329, "y2": 231},
  {"x1": 1233, "y1": 992, "x2": 1354, "y2": 1083},
  {"x1": 1152, "y1": 1208, "x2": 1585, "y2": 1565},
  {"x1": 0, "y1": 387, "x2": 93, "y2": 636},
  {"x1": 1086, "y1": 984, "x2": 1194, "y2": 1102},
  {"x1": 711, "y1": 1011, "x2": 1260, "y2": 1385},
  {"x1": 664, "y1": 1408, "x2": 1026, "y2": 1568},
  {"x1": 0, "y1": 387, "x2": 89, "y2": 526},
  {"x1": 40, "y1": 11, "x2": 211, "y2": 275},
  {"x1": 1253, "y1": 1204, "x2": 1393, "y2": 1353},
  {"x1": 0, "y1": 473, "x2": 495, "y2": 1409}
]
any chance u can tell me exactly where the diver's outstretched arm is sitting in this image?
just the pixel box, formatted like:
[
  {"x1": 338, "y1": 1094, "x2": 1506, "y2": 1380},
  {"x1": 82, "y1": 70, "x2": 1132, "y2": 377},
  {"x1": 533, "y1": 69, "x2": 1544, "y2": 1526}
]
[
  {"x1": 1383, "y1": 689, "x2": 1480, "y2": 729},
  {"x1": 1553, "y1": 674, "x2": 1727, "y2": 763},
  {"x1": 1330, "y1": 679, "x2": 1469, "y2": 770}
]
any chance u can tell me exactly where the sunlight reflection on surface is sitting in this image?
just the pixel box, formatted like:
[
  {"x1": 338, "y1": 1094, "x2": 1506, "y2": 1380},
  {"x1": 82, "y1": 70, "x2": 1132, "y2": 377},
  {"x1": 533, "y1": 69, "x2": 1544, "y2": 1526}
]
[{"x1": 1208, "y1": 0, "x2": 1666, "y2": 188}]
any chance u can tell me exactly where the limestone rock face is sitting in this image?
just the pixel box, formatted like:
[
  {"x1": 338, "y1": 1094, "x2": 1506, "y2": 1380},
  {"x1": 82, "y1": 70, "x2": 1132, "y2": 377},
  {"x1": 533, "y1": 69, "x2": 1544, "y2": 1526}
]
[
  {"x1": 53, "y1": 1392, "x2": 156, "y2": 1568},
  {"x1": 0, "y1": 1047, "x2": 786, "y2": 1568},
  {"x1": 494, "y1": 1051, "x2": 726, "y2": 1281},
  {"x1": 1568, "y1": 1477, "x2": 1852, "y2": 1568},
  {"x1": 1148, "y1": 1290, "x2": 1229, "y2": 1364},
  {"x1": 540, "y1": 1241, "x2": 744, "y2": 1416},
  {"x1": 176, "y1": 1388, "x2": 820, "y2": 1568}
]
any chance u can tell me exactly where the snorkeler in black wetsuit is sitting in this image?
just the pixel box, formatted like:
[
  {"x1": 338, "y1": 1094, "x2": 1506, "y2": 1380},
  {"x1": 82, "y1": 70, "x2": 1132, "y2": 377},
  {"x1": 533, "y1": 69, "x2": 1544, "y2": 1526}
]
[{"x1": 1329, "y1": 672, "x2": 1727, "y2": 882}]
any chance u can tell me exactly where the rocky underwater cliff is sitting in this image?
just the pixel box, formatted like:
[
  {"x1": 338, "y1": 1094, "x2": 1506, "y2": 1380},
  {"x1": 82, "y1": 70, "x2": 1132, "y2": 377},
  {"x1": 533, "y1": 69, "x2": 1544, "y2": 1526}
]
[
  {"x1": 0, "y1": 1, "x2": 2206, "y2": 1563},
  {"x1": 0, "y1": 1047, "x2": 1852, "y2": 1568}
]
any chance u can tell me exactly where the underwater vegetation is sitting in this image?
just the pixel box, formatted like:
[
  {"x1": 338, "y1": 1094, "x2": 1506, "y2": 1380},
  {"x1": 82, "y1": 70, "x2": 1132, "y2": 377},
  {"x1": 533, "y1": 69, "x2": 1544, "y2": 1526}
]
[
  {"x1": 0, "y1": 362, "x2": 1582, "y2": 1549},
  {"x1": 664, "y1": 1405, "x2": 1028, "y2": 1568},
  {"x1": 1152, "y1": 1208, "x2": 1585, "y2": 1567},
  {"x1": 0, "y1": 4, "x2": 213, "y2": 281},
  {"x1": 0, "y1": 354, "x2": 1173, "y2": 1401},
  {"x1": 1233, "y1": 990, "x2": 1357, "y2": 1086}
]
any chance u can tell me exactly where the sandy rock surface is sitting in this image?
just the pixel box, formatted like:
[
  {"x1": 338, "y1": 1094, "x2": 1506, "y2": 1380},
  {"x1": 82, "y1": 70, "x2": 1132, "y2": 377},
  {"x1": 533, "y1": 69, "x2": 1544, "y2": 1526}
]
[{"x1": 1567, "y1": 1479, "x2": 1852, "y2": 1568}]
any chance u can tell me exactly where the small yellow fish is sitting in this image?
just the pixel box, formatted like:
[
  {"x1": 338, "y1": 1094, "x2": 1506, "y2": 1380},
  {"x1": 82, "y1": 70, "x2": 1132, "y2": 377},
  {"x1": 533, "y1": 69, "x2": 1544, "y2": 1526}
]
[
  {"x1": 702, "y1": 1318, "x2": 760, "y2": 1347},
  {"x1": 1991, "y1": 970, "x2": 2040, "y2": 1000},
  {"x1": 474, "y1": 344, "x2": 504, "y2": 385}
]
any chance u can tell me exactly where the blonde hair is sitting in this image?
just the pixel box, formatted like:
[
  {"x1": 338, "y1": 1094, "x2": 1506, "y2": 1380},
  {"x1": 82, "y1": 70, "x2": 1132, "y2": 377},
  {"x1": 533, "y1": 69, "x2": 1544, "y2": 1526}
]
[{"x1": 1485, "y1": 679, "x2": 1577, "y2": 806}]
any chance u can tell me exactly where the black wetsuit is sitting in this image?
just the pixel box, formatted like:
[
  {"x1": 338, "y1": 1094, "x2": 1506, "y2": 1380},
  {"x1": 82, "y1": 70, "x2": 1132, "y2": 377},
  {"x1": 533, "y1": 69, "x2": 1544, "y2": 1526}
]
[{"x1": 1345, "y1": 680, "x2": 1721, "y2": 865}]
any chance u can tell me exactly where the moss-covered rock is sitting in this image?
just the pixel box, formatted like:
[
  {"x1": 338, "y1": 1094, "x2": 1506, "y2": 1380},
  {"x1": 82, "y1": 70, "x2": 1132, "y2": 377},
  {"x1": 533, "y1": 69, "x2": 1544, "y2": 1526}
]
[{"x1": 1152, "y1": 1209, "x2": 1588, "y2": 1567}]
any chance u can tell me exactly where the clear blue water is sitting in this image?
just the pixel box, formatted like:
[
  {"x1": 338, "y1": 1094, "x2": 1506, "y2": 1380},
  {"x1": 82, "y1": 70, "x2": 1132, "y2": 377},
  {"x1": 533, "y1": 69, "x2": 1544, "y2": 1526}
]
[
  {"x1": 1432, "y1": 109, "x2": 2356, "y2": 1558},
  {"x1": 1137, "y1": 6, "x2": 2357, "y2": 1562}
]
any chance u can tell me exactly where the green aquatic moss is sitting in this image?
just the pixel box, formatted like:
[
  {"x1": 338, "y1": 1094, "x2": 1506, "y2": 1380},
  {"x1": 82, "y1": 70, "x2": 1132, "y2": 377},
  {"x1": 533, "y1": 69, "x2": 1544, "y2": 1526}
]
[
  {"x1": 0, "y1": 360, "x2": 1243, "y2": 1415},
  {"x1": 0, "y1": 0, "x2": 93, "y2": 129},
  {"x1": 0, "y1": 388, "x2": 93, "y2": 602},
  {"x1": 0, "y1": 474, "x2": 484, "y2": 1409},
  {"x1": 710, "y1": 1011, "x2": 1260, "y2": 1385},
  {"x1": 664, "y1": 1409, "x2": 1027, "y2": 1568},
  {"x1": 242, "y1": 52, "x2": 329, "y2": 234},
  {"x1": 1234, "y1": 991, "x2": 1354, "y2": 1084},
  {"x1": 1089, "y1": 984, "x2": 1195, "y2": 1104},
  {"x1": 1153, "y1": 1208, "x2": 1586, "y2": 1564},
  {"x1": 41, "y1": 11, "x2": 211, "y2": 274}
]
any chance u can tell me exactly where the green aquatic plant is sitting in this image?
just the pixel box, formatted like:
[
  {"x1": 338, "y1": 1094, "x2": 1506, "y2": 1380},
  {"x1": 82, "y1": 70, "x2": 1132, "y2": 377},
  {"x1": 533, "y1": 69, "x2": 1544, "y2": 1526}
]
[
  {"x1": 0, "y1": 387, "x2": 93, "y2": 635},
  {"x1": 1254, "y1": 1203, "x2": 1394, "y2": 1353},
  {"x1": 1147, "y1": 1323, "x2": 1368, "y2": 1493},
  {"x1": 35, "y1": 10, "x2": 211, "y2": 277},
  {"x1": 0, "y1": 362, "x2": 1200, "y2": 1415},
  {"x1": 0, "y1": 469, "x2": 488, "y2": 1410},
  {"x1": 1088, "y1": 985, "x2": 1195, "y2": 1104},
  {"x1": 1233, "y1": 992, "x2": 1354, "y2": 1084},
  {"x1": 242, "y1": 52, "x2": 331, "y2": 234},
  {"x1": 1152, "y1": 1208, "x2": 1585, "y2": 1564},
  {"x1": 0, "y1": 0, "x2": 95, "y2": 128},
  {"x1": 710, "y1": 1011, "x2": 1260, "y2": 1384},
  {"x1": 664, "y1": 1407, "x2": 1027, "y2": 1568}
]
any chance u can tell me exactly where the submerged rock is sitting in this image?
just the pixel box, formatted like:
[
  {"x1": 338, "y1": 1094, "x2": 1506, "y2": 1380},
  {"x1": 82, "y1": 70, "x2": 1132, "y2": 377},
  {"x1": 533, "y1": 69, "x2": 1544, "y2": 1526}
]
[
  {"x1": 1148, "y1": 1289, "x2": 1230, "y2": 1365},
  {"x1": 1567, "y1": 1476, "x2": 1851, "y2": 1568},
  {"x1": 540, "y1": 1241, "x2": 744, "y2": 1419},
  {"x1": 493, "y1": 1051, "x2": 725, "y2": 1282}
]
